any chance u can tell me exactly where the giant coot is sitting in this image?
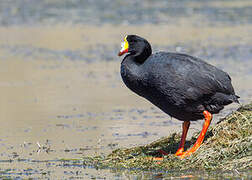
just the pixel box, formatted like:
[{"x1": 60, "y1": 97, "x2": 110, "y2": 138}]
[{"x1": 118, "y1": 35, "x2": 239, "y2": 159}]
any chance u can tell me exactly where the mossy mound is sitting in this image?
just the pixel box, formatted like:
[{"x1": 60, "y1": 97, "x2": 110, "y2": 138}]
[{"x1": 84, "y1": 103, "x2": 252, "y2": 171}]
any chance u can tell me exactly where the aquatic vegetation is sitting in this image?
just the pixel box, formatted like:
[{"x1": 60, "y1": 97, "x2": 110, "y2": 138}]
[{"x1": 84, "y1": 102, "x2": 252, "y2": 171}]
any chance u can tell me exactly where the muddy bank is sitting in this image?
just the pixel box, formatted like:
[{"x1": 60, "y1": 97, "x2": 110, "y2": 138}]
[{"x1": 85, "y1": 102, "x2": 252, "y2": 171}]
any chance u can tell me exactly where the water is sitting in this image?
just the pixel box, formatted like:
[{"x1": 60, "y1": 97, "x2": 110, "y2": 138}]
[
  {"x1": 1, "y1": 0, "x2": 252, "y2": 26},
  {"x1": 0, "y1": 0, "x2": 251, "y2": 179}
]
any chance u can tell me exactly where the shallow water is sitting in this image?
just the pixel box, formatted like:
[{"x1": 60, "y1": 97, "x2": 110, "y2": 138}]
[{"x1": 0, "y1": 0, "x2": 251, "y2": 179}]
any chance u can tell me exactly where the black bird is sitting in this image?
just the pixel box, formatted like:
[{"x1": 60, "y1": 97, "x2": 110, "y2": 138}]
[{"x1": 118, "y1": 35, "x2": 239, "y2": 158}]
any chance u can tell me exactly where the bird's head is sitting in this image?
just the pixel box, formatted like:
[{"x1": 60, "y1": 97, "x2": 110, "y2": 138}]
[{"x1": 118, "y1": 35, "x2": 152, "y2": 62}]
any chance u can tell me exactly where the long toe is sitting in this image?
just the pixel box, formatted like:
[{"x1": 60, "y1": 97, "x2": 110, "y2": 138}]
[{"x1": 175, "y1": 147, "x2": 184, "y2": 156}]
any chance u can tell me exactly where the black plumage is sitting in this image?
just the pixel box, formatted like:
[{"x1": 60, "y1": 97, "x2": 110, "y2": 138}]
[{"x1": 119, "y1": 35, "x2": 239, "y2": 122}]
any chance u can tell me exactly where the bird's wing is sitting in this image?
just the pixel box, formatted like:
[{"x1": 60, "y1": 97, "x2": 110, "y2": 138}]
[
  {"x1": 172, "y1": 54, "x2": 235, "y2": 102},
  {"x1": 147, "y1": 53, "x2": 235, "y2": 104}
]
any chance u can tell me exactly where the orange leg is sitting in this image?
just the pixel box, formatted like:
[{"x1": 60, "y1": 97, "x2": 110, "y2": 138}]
[
  {"x1": 175, "y1": 121, "x2": 190, "y2": 156},
  {"x1": 147, "y1": 122, "x2": 190, "y2": 161},
  {"x1": 179, "y1": 110, "x2": 212, "y2": 159}
]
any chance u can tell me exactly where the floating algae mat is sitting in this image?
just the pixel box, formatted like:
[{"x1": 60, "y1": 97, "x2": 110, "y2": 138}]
[{"x1": 83, "y1": 103, "x2": 252, "y2": 171}]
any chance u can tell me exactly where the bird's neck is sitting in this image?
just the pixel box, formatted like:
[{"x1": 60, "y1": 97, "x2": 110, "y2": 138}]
[
  {"x1": 121, "y1": 55, "x2": 141, "y2": 79},
  {"x1": 132, "y1": 45, "x2": 152, "y2": 63},
  {"x1": 121, "y1": 55, "x2": 146, "y2": 94},
  {"x1": 133, "y1": 51, "x2": 149, "y2": 63}
]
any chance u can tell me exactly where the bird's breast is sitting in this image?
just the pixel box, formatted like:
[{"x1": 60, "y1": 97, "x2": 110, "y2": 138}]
[{"x1": 121, "y1": 64, "x2": 148, "y2": 97}]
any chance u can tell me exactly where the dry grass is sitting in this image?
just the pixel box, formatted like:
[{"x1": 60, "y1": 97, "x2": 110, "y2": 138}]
[{"x1": 83, "y1": 102, "x2": 252, "y2": 171}]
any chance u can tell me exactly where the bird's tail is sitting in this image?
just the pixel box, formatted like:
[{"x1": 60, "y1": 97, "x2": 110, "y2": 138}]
[{"x1": 232, "y1": 95, "x2": 240, "y2": 104}]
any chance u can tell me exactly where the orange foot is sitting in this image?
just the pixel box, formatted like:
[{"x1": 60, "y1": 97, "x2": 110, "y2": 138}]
[
  {"x1": 175, "y1": 147, "x2": 184, "y2": 156},
  {"x1": 179, "y1": 147, "x2": 195, "y2": 159},
  {"x1": 146, "y1": 156, "x2": 164, "y2": 164}
]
